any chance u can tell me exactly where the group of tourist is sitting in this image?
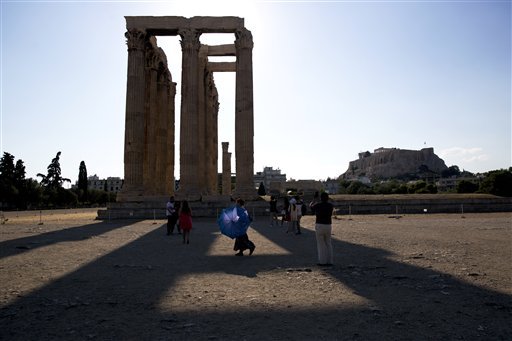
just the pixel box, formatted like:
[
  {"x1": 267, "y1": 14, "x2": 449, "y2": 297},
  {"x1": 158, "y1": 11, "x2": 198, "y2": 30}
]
[
  {"x1": 270, "y1": 192, "x2": 334, "y2": 265},
  {"x1": 165, "y1": 192, "x2": 334, "y2": 266},
  {"x1": 269, "y1": 195, "x2": 307, "y2": 234},
  {"x1": 166, "y1": 196, "x2": 256, "y2": 256}
]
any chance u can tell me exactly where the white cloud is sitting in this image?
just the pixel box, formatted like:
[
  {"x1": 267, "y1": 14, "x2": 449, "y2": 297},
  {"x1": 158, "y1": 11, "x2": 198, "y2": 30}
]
[{"x1": 439, "y1": 147, "x2": 489, "y2": 164}]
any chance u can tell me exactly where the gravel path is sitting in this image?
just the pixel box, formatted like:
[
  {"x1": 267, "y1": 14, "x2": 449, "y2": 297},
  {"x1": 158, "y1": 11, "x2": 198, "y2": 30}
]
[{"x1": 1, "y1": 211, "x2": 510, "y2": 340}]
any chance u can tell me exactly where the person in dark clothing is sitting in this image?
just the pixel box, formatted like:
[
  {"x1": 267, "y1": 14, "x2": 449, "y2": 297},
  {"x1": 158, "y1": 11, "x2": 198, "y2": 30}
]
[
  {"x1": 233, "y1": 199, "x2": 255, "y2": 256},
  {"x1": 269, "y1": 195, "x2": 279, "y2": 226},
  {"x1": 281, "y1": 196, "x2": 290, "y2": 226},
  {"x1": 310, "y1": 192, "x2": 334, "y2": 266},
  {"x1": 234, "y1": 233, "x2": 255, "y2": 256},
  {"x1": 166, "y1": 196, "x2": 179, "y2": 235}
]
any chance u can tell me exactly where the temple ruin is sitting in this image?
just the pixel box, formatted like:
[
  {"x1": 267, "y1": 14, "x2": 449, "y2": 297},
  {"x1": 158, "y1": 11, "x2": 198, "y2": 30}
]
[{"x1": 117, "y1": 16, "x2": 255, "y2": 202}]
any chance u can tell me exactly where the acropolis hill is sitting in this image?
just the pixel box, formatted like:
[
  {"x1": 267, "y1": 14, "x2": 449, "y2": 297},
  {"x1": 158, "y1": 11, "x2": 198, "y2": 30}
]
[{"x1": 342, "y1": 147, "x2": 448, "y2": 180}]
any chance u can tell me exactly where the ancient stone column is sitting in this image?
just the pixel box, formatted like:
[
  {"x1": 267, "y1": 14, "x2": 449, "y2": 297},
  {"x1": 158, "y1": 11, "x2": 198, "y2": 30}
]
[
  {"x1": 178, "y1": 28, "x2": 201, "y2": 199},
  {"x1": 197, "y1": 45, "x2": 208, "y2": 195},
  {"x1": 234, "y1": 28, "x2": 256, "y2": 199},
  {"x1": 156, "y1": 66, "x2": 170, "y2": 195},
  {"x1": 210, "y1": 75, "x2": 220, "y2": 194},
  {"x1": 222, "y1": 142, "x2": 232, "y2": 195},
  {"x1": 205, "y1": 70, "x2": 219, "y2": 195},
  {"x1": 143, "y1": 46, "x2": 159, "y2": 195},
  {"x1": 119, "y1": 29, "x2": 147, "y2": 200},
  {"x1": 166, "y1": 80, "x2": 177, "y2": 195}
]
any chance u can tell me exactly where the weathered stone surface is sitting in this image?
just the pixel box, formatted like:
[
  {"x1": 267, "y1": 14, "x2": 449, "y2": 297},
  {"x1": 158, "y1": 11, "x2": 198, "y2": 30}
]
[
  {"x1": 125, "y1": 16, "x2": 244, "y2": 34},
  {"x1": 119, "y1": 32, "x2": 175, "y2": 201},
  {"x1": 98, "y1": 197, "x2": 268, "y2": 219},
  {"x1": 222, "y1": 142, "x2": 232, "y2": 196},
  {"x1": 234, "y1": 28, "x2": 256, "y2": 199},
  {"x1": 329, "y1": 194, "x2": 512, "y2": 215},
  {"x1": 208, "y1": 62, "x2": 236, "y2": 72},
  {"x1": 118, "y1": 16, "x2": 256, "y2": 207},
  {"x1": 206, "y1": 44, "x2": 236, "y2": 56},
  {"x1": 98, "y1": 194, "x2": 511, "y2": 219},
  {"x1": 342, "y1": 147, "x2": 448, "y2": 180}
]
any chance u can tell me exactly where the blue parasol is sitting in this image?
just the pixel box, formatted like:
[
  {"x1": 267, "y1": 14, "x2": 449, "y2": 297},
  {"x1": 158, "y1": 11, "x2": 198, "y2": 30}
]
[{"x1": 217, "y1": 206, "x2": 251, "y2": 239}]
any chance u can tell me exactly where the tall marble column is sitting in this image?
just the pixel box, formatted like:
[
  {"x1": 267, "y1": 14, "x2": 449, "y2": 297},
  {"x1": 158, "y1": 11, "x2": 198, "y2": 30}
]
[
  {"x1": 234, "y1": 28, "x2": 256, "y2": 199},
  {"x1": 120, "y1": 29, "x2": 147, "y2": 200},
  {"x1": 222, "y1": 142, "x2": 232, "y2": 196},
  {"x1": 178, "y1": 28, "x2": 201, "y2": 199}
]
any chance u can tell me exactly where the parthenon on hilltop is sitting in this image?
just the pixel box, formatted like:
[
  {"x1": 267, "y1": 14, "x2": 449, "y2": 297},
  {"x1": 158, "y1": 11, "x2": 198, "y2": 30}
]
[{"x1": 117, "y1": 16, "x2": 256, "y2": 203}]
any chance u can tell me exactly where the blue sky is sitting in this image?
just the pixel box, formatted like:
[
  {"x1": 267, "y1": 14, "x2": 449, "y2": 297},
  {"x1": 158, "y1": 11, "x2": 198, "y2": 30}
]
[{"x1": 1, "y1": 0, "x2": 510, "y2": 185}]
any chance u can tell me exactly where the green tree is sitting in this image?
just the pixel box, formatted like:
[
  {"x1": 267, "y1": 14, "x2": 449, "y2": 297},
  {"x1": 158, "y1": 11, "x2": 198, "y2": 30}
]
[
  {"x1": 257, "y1": 182, "x2": 266, "y2": 196},
  {"x1": 426, "y1": 183, "x2": 438, "y2": 194},
  {"x1": 442, "y1": 165, "x2": 461, "y2": 178},
  {"x1": 0, "y1": 152, "x2": 16, "y2": 206},
  {"x1": 14, "y1": 160, "x2": 26, "y2": 187},
  {"x1": 456, "y1": 180, "x2": 479, "y2": 194},
  {"x1": 409, "y1": 180, "x2": 437, "y2": 194},
  {"x1": 20, "y1": 179, "x2": 43, "y2": 209},
  {"x1": 479, "y1": 169, "x2": 512, "y2": 197},
  {"x1": 37, "y1": 152, "x2": 75, "y2": 208},
  {"x1": 373, "y1": 180, "x2": 402, "y2": 194},
  {"x1": 0, "y1": 152, "x2": 42, "y2": 209},
  {"x1": 12, "y1": 159, "x2": 28, "y2": 208},
  {"x1": 338, "y1": 179, "x2": 350, "y2": 193},
  {"x1": 0, "y1": 153, "x2": 29, "y2": 208},
  {"x1": 87, "y1": 189, "x2": 111, "y2": 206},
  {"x1": 37, "y1": 152, "x2": 71, "y2": 188},
  {"x1": 395, "y1": 184, "x2": 409, "y2": 194},
  {"x1": 0, "y1": 152, "x2": 15, "y2": 180},
  {"x1": 78, "y1": 161, "x2": 88, "y2": 201},
  {"x1": 347, "y1": 181, "x2": 373, "y2": 194},
  {"x1": 408, "y1": 181, "x2": 426, "y2": 193}
]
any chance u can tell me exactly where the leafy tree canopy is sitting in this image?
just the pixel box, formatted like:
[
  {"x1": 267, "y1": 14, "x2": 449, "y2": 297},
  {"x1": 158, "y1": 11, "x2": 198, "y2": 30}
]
[
  {"x1": 479, "y1": 169, "x2": 512, "y2": 197},
  {"x1": 442, "y1": 165, "x2": 461, "y2": 178},
  {"x1": 0, "y1": 152, "x2": 15, "y2": 181},
  {"x1": 14, "y1": 160, "x2": 26, "y2": 185},
  {"x1": 37, "y1": 151, "x2": 70, "y2": 189},
  {"x1": 456, "y1": 180, "x2": 479, "y2": 194}
]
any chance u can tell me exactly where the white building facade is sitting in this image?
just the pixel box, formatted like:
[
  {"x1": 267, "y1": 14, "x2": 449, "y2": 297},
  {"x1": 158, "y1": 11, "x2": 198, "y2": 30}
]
[
  {"x1": 87, "y1": 175, "x2": 124, "y2": 193},
  {"x1": 254, "y1": 167, "x2": 287, "y2": 193}
]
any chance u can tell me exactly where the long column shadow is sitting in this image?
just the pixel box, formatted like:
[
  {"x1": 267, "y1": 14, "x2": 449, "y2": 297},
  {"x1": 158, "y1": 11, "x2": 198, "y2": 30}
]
[
  {"x1": 0, "y1": 220, "x2": 142, "y2": 260},
  {"x1": 0, "y1": 217, "x2": 510, "y2": 340}
]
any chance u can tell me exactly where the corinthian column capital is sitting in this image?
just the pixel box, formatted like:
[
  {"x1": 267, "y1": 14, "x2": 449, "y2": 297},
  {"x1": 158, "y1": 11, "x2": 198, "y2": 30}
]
[
  {"x1": 235, "y1": 28, "x2": 253, "y2": 50},
  {"x1": 125, "y1": 29, "x2": 147, "y2": 51},
  {"x1": 179, "y1": 28, "x2": 201, "y2": 52}
]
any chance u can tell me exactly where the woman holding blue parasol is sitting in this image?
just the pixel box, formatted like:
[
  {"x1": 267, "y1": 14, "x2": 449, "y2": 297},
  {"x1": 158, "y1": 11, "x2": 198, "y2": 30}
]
[{"x1": 217, "y1": 198, "x2": 255, "y2": 256}]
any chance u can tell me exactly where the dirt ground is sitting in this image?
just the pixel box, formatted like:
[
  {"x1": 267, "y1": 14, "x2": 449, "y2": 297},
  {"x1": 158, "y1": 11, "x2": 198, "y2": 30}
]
[{"x1": 0, "y1": 209, "x2": 510, "y2": 340}]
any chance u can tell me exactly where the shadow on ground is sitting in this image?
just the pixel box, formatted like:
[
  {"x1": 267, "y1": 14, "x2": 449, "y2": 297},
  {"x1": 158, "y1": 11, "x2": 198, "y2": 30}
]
[
  {"x1": 0, "y1": 217, "x2": 510, "y2": 340},
  {"x1": 0, "y1": 220, "x2": 139, "y2": 260}
]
